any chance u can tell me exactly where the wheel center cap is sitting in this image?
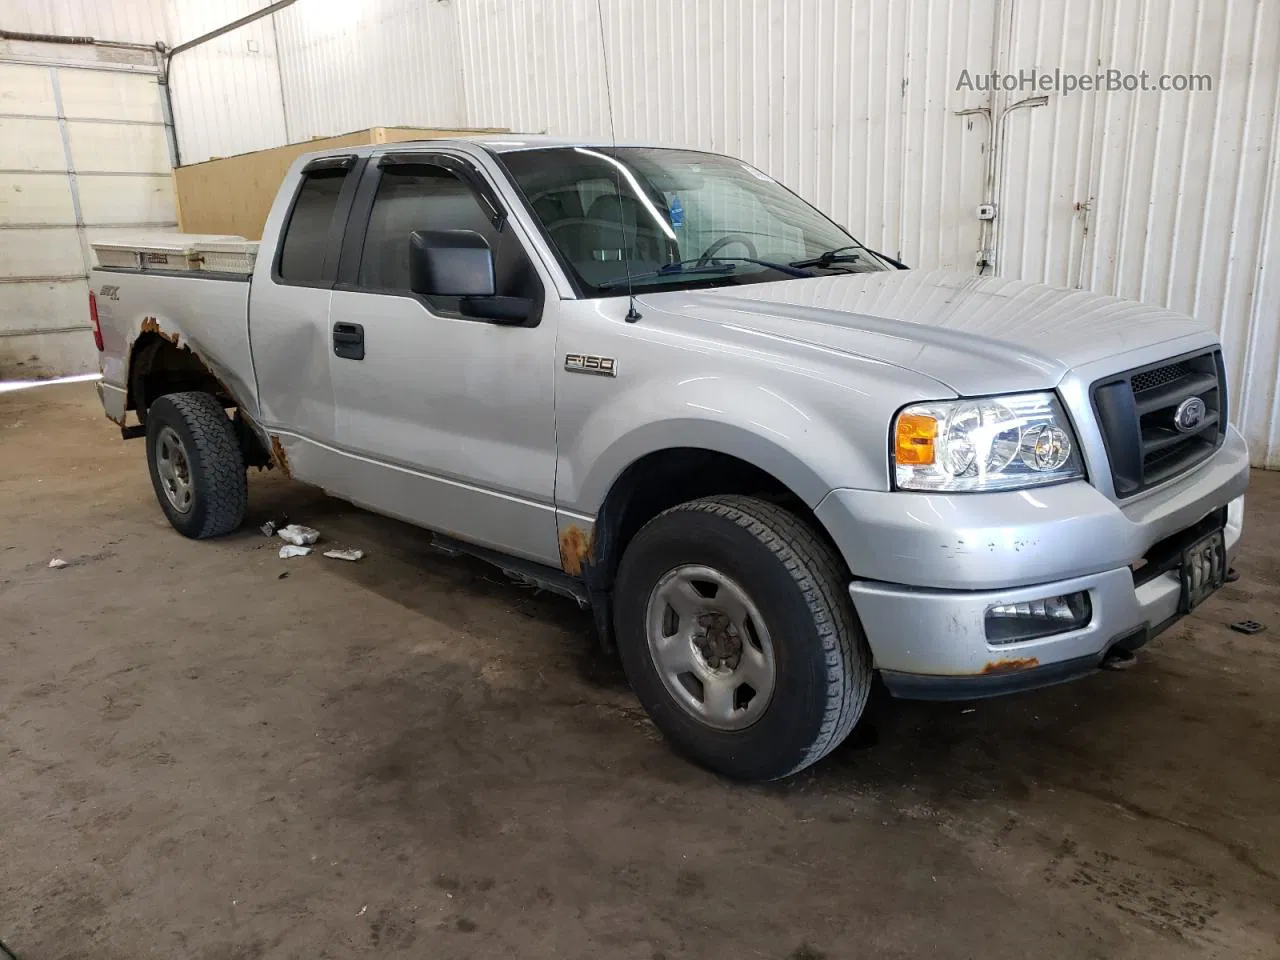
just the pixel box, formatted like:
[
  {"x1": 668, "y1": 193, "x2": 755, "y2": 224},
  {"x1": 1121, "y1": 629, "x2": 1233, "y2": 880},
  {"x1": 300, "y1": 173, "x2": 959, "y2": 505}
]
[{"x1": 693, "y1": 612, "x2": 742, "y2": 670}]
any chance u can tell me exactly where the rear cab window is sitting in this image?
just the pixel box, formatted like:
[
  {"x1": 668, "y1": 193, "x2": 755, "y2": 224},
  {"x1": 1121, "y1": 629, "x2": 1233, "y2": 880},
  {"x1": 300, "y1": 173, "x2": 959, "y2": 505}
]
[{"x1": 276, "y1": 159, "x2": 357, "y2": 285}]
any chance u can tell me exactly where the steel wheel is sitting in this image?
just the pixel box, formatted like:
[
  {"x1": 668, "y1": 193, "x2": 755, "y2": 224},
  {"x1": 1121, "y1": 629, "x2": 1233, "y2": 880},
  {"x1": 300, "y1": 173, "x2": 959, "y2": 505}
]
[
  {"x1": 154, "y1": 424, "x2": 193, "y2": 514},
  {"x1": 645, "y1": 564, "x2": 776, "y2": 730}
]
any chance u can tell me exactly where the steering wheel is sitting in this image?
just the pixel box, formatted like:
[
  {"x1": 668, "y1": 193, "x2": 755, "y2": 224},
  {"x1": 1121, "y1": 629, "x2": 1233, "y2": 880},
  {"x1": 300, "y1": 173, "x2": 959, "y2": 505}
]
[{"x1": 696, "y1": 233, "x2": 759, "y2": 266}]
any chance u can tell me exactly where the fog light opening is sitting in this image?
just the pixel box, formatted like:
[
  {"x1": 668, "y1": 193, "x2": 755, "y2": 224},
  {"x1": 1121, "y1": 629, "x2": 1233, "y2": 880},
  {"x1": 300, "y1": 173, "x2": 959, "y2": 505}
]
[{"x1": 985, "y1": 590, "x2": 1092, "y2": 644}]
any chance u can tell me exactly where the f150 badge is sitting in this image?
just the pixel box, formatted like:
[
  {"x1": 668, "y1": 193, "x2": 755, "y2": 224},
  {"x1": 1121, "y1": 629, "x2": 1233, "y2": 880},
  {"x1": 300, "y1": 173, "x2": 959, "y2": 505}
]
[{"x1": 565, "y1": 354, "x2": 617, "y2": 377}]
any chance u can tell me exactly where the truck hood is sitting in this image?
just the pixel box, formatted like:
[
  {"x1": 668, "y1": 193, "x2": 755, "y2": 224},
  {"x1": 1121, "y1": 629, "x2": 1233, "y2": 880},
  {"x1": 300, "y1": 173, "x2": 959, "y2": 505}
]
[{"x1": 640, "y1": 269, "x2": 1210, "y2": 395}]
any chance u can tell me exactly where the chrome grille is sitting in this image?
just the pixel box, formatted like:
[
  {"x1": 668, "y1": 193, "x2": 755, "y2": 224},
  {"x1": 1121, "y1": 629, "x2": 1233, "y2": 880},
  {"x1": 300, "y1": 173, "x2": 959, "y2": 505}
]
[{"x1": 1091, "y1": 349, "x2": 1226, "y2": 498}]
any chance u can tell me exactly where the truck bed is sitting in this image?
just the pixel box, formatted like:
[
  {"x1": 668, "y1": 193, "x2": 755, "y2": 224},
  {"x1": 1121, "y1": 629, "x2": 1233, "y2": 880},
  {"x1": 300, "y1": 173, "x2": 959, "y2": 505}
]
[{"x1": 91, "y1": 258, "x2": 259, "y2": 428}]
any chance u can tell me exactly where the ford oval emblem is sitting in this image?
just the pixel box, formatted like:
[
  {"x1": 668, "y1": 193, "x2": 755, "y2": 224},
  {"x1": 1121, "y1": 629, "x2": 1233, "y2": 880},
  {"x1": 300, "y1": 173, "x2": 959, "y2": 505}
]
[{"x1": 1174, "y1": 396, "x2": 1207, "y2": 433}]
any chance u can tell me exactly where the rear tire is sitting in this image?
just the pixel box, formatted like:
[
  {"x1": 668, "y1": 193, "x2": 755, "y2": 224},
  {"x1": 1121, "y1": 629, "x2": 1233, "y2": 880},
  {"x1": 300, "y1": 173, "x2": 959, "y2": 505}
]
[
  {"x1": 614, "y1": 495, "x2": 871, "y2": 780},
  {"x1": 144, "y1": 392, "x2": 247, "y2": 539}
]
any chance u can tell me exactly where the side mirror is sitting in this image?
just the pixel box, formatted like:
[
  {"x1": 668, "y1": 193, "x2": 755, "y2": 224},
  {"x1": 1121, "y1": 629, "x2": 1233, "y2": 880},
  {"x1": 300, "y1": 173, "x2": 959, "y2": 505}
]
[
  {"x1": 409, "y1": 229, "x2": 496, "y2": 297},
  {"x1": 460, "y1": 296, "x2": 535, "y2": 325}
]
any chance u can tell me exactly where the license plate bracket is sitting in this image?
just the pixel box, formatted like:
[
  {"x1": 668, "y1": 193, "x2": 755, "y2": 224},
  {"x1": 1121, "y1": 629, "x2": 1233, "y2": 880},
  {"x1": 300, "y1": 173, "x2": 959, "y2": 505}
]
[{"x1": 1179, "y1": 528, "x2": 1226, "y2": 613}]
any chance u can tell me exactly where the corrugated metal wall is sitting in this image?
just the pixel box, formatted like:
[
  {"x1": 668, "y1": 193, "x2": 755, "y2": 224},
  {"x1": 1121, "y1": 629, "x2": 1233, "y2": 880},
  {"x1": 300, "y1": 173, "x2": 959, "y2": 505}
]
[
  {"x1": 273, "y1": 0, "x2": 465, "y2": 142},
  {"x1": 168, "y1": 0, "x2": 287, "y2": 163},
  {"x1": 124, "y1": 0, "x2": 1280, "y2": 465},
  {"x1": 995, "y1": 0, "x2": 1280, "y2": 470},
  {"x1": 1, "y1": 0, "x2": 169, "y2": 45},
  {"x1": 457, "y1": 0, "x2": 995, "y2": 274}
]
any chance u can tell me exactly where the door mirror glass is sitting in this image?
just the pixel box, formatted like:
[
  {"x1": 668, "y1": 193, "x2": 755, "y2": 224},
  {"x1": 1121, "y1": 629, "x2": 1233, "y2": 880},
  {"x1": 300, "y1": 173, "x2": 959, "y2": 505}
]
[{"x1": 408, "y1": 229, "x2": 496, "y2": 297}]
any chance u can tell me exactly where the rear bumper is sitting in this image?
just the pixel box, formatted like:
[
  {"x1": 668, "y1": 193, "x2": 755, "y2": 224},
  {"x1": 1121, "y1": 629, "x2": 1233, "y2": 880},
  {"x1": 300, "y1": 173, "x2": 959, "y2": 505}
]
[{"x1": 98, "y1": 380, "x2": 127, "y2": 425}]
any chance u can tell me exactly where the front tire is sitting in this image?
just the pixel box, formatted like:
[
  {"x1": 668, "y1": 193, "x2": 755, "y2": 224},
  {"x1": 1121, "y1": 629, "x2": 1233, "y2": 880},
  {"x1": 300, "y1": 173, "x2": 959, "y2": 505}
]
[
  {"x1": 144, "y1": 392, "x2": 247, "y2": 539},
  {"x1": 614, "y1": 495, "x2": 872, "y2": 780}
]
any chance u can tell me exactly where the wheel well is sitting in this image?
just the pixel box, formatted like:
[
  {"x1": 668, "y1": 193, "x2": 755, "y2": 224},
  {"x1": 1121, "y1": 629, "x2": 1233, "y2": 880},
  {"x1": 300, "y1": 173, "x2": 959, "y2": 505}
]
[
  {"x1": 127, "y1": 333, "x2": 226, "y2": 417},
  {"x1": 126, "y1": 334, "x2": 271, "y2": 466},
  {"x1": 582, "y1": 448, "x2": 844, "y2": 648}
]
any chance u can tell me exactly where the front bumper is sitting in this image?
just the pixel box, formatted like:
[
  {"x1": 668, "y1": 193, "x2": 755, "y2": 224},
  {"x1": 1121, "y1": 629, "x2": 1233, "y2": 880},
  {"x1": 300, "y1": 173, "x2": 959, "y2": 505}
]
[{"x1": 817, "y1": 426, "x2": 1249, "y2": 699}]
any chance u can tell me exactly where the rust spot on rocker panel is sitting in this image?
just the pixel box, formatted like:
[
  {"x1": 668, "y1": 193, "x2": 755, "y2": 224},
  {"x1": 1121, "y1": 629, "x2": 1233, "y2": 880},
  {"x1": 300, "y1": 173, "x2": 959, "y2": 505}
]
[
  {"x1": 981, "y1": 657, "x2": 1040, "y2": 675},
  {"x1": 558, "y1": 524, "x2": 594, "y2": 577},
  {"x1": 139, "y1": 316, "x2": 180, "y2": 347},
  {"x1": 269, "y1": 436, "x2": 292, "y2": 478}
]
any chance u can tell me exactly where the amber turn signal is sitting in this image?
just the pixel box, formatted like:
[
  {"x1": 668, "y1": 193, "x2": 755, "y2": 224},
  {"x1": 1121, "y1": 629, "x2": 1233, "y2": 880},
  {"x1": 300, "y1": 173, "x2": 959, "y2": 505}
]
[{"x1": 895, "y1": 412, "x2": 937, "y2": 465}]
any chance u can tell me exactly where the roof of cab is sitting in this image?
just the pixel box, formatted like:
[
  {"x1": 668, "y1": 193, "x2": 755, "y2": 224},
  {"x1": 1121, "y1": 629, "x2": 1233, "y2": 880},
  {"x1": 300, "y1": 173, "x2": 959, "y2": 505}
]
[
  {"x1": 384, "y1": 134, "x2": 673, "y2": 154},
  {"x1": 296, "y1": 134, "x2": 682, "y2": 166},
  {"x1": 461, "y1": 134, "x2": 610, "y2": 153}
]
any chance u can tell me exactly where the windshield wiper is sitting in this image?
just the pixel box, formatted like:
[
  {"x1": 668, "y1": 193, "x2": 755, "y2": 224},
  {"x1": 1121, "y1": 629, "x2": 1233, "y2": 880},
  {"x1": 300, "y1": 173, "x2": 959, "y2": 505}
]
[
  {"x1": 598, "y1": 256, "x2": 811, "y2": 290},
  {"x1": 788, "y1": 245, "x2": 864, "y2": 269}
]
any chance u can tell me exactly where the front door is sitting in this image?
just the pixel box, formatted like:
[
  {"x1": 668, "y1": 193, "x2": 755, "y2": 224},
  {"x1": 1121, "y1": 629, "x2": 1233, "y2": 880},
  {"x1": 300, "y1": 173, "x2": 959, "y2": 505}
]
[{"x1": 326, "y1": 152, "x2": 560, "y2": 566}]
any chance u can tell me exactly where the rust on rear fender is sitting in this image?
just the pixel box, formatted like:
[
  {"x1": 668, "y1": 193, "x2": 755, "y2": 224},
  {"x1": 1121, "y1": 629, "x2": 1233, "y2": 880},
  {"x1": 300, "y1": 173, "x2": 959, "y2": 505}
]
[{"x1": 139, "y1": 316, "x2": 180, "y2": 347}]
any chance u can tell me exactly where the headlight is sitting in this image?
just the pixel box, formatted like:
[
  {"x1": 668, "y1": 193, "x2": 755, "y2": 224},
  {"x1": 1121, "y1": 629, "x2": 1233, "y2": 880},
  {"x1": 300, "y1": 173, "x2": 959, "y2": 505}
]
[{"x1": 893, "y1": 392, "x2": 1083, "y2": 492}]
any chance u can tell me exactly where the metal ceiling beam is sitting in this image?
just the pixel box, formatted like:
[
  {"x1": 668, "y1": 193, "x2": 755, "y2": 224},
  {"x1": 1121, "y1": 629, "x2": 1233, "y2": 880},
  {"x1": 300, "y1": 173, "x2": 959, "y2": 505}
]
[{"x1": 166, "y1": 0, "x2": 299, "y2": 60}]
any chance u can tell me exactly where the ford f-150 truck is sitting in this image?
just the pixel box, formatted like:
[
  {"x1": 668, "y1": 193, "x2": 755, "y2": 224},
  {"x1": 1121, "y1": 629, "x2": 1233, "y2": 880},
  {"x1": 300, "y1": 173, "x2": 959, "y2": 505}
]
[{"x1": 89, "y1": 135, "x2": 1248, "y2": 780}]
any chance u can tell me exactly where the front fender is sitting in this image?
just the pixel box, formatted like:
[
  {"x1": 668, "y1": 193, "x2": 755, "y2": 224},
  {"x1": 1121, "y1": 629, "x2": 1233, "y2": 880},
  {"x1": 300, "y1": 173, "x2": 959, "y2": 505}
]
[{"x1": 558, "y1": 376, "x2": 887, "y2": 515}]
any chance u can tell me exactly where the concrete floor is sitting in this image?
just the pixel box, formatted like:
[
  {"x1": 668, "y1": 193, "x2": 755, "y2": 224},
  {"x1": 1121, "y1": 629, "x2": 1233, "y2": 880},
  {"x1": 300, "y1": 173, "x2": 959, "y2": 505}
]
[{"x1": 2, "y1": 382, "x2": 1278, "y2": 960}]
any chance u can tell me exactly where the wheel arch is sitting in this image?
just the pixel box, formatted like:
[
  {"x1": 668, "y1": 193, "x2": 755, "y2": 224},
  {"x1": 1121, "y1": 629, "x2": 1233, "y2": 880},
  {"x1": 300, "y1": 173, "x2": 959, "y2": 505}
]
[
  {"x1": 127, "y1": 332, "x2": 222, "y2": 418},
  {"x1": 572, "y1": 444, "x2": 850, "y2": 651},
  {"x1": 126, "y1": 333, "x2": 271, "y2": 467}
]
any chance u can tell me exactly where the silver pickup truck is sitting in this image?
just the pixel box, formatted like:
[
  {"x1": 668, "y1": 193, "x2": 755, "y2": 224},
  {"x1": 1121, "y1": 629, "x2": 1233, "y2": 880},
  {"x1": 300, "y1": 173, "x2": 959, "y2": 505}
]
[{"x1": 89, "y1": 135, "x2": 1248, "y2": 780}]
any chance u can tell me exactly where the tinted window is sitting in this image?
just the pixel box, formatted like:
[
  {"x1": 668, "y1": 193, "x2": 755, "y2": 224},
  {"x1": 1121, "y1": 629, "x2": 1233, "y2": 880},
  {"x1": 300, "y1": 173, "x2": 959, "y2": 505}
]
[
  {"x1": 357, "y1": 164, "x2": 540, "y2": 311},
  {"x1": 278, "y1": 168, "x2": 349, "y2": 283}
]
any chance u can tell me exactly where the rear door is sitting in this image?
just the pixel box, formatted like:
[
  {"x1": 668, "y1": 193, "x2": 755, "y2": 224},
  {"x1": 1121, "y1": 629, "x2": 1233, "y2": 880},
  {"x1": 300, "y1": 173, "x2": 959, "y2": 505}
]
[
  {"x1": 325, "y1": 151, "x2": 560, "y2": 566},
  {"x1": 249, "y1": 155, "x2": 360, "y2": 476}
]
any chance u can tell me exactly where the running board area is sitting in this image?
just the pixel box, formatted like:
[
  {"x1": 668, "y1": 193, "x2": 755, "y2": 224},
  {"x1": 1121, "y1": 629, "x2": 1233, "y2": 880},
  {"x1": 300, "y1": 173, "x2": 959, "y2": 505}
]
[{"x1": 430, "y1": 534, "x2": 589, "y2": 608}]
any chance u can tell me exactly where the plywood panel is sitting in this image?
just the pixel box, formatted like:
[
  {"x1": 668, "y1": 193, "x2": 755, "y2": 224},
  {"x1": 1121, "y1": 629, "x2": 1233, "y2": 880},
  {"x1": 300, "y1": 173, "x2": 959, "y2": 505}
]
[
  {"x1": 173, "y1": 126, "x2": 506, "y2": 238},
  {"x1": 67, "y1": 121, "x2": 170, "y2": 175},
  {"x1": 376, "y1": 127, "x2": 506, "y2": 144},
  {"x1": 77, "y1": 174, "x2": 176, "y2": 226},
  {"x1": 0, "y1": 118, "x2": 66, "y2": 171},
  {"x1": 0, "y1": 174, "x2": 76, "y2": 226},
  {"x1": 0, "y1": 226, "x2": 83, "y2": 279},
  {"x1": 57, "y1": 70, "x2": 164, "y2": 124},
  {"x1": 0, "y1": 63, "x2": 56, "y2": 117},
  {"x1": 173, "y1": 128, "x2": 383, "y2": 239}
]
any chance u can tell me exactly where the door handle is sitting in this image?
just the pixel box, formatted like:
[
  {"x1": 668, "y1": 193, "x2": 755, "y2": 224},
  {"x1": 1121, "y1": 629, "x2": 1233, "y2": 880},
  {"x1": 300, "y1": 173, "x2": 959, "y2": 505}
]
[{"x1": 332, "y1": 322, "x2": 364, "y2": 361}]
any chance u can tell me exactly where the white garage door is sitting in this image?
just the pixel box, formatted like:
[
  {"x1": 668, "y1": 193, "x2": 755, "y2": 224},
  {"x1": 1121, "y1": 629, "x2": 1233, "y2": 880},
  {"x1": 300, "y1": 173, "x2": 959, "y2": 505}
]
[{"x1": 0, "y1": 45, "x2": 176, "y2": 379}]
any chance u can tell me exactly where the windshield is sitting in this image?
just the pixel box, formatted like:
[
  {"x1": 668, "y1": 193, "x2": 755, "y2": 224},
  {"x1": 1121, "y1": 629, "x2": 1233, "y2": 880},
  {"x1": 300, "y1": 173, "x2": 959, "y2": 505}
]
[{"x1": 498, "y1": 146, "x2": 891, "y2": 296}]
